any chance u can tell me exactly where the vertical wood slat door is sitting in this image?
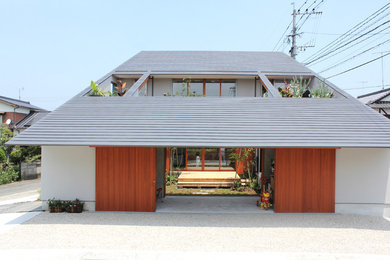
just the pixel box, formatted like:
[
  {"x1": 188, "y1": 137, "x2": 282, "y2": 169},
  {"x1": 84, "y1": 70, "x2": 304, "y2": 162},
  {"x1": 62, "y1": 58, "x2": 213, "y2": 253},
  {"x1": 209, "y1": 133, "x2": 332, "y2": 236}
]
[
  {"x1": 95, "y1": 147, "x2": 156, "y2": 212},
  {"x1": 274, "y1": 148, "x2": 335, "y2": 213}
]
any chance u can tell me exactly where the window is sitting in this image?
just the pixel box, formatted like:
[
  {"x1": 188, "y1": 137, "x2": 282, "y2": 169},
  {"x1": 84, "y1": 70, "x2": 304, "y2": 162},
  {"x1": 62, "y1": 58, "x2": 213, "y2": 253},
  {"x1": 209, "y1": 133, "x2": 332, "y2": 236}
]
[
  {"x1": 205, "y1": 80, "x2": 220, "y2": 96},
  {"x1": 221, "y1": 80, "x2": 236, "y2": 97},
  {"x1": 172, "y1": 80, "x2": 187, "y2": 96},
  {"x1": 188, "y1": 80, "x2": 203, "y2": 96},
  {"x1": 172, "y1": 79, "x2": 237, "y2": 97}
]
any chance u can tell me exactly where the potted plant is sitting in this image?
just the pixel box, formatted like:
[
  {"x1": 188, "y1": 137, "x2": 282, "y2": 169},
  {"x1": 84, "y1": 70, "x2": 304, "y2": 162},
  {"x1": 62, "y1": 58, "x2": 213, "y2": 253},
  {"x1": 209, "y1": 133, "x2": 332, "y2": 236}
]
[
  {"x1": 67, "y1": 199, "x2": 84, "y2": 213},
  {"x1": 54, "y1": 200, "x2": 64, "y2": 213},
  {"x1": 47, "y1": 198, "x2": 56, "y2": 213}
]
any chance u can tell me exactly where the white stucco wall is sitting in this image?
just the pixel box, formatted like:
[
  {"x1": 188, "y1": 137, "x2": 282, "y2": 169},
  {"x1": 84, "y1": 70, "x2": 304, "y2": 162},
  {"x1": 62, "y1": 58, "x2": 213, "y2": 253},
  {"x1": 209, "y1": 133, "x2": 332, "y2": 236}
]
[
  {"x1": 41, "y1": 146, "x2": 95, "y2": 211},
  {"x1": 152, "y1": 78, "x2": 172, "y2": 96},
  {"x1": 0, "y1": 102, "x2": 30, "y2": 114},
  {"x1": 237, "y1": 79, "x2": 255, "y2": 97},
  {"x1": 335, "y1": 148, "x2": 390, "y2": 217}
]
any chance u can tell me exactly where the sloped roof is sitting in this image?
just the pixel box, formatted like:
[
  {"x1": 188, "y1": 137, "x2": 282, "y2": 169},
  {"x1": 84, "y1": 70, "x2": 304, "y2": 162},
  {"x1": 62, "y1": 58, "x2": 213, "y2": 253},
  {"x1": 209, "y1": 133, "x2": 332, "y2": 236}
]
[
  {"x1": 111, "y1": 51, "x2": 313, "y2": 74},
  {"x1": 357, "y1": 88, "x2": 390, "y2": 105},
  {"x1": 15, "y1": 111, "x2": 50, "y2": 129},
  {"x1": 7, "y1": 96, "x2": 390, "y2": 148},
  {"x1": 0, "y1": 96, "x2": 46, "y2": 111}
]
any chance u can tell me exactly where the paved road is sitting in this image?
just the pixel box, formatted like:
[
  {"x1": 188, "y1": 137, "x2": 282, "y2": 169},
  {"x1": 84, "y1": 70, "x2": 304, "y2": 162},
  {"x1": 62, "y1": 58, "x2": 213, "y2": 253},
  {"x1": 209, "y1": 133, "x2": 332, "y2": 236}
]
[
  {"x1": 0, "y1": 178, "x2": 40, "y2": 199},
  {"x1": 0, "y1": 179, "x2": 41, "y2": 213}
]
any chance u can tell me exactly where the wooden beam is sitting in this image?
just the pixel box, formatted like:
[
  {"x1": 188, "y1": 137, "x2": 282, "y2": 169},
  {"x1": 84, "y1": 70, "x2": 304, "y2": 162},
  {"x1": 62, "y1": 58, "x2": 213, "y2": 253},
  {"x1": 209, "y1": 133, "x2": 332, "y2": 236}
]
[
  {"x1": 125, "y1": 71, "x2": 151, "y2": 96},
  {"x1": 257, "y1": 72, "x2": 282, "y2": 98}
]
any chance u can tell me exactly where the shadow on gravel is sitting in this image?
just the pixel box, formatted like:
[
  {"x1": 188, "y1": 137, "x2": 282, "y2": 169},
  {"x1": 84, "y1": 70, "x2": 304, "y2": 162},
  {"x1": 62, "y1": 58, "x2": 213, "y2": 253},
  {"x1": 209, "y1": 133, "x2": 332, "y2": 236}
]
[{"x1": 20, "y1": 211, "x2": 390, "y2": 231}]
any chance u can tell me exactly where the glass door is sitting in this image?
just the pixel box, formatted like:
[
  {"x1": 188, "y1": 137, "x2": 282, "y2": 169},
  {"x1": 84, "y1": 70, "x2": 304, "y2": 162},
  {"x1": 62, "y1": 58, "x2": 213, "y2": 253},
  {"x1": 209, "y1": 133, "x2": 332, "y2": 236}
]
[
  {"x1": 220, "y1": 148, "x2": 235, "y2": 170},
  {"x1": 187, "y1": 148, "x2": 202, "y2": 170},
  {"x1": 204, "y1": 148, "x2": 220, "y2": 170}
]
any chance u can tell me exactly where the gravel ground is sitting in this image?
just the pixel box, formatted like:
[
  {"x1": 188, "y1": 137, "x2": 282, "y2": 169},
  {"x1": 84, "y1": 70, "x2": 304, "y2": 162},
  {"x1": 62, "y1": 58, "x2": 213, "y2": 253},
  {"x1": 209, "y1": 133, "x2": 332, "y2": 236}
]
[{"x1": 0, "y1": 212, "x2": 389, "y2": 259}]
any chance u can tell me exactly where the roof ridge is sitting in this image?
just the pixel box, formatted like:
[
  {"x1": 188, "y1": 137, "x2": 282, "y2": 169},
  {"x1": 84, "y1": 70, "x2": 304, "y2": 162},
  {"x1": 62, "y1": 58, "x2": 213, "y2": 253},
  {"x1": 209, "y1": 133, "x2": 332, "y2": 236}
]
[
  {"x1": 357, "y1": 87, "x2": 390, "y2": 98},
  {"x1": 0, "y1": 95, "x2": 31, "y2": 104}
]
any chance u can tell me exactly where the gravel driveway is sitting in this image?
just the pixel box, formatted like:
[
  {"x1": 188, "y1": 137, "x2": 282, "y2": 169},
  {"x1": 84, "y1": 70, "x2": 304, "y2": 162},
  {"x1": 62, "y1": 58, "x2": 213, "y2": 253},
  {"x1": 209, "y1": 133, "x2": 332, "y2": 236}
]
[{"x1": 0, "y1": 212, "x2": 389, "y2": 259}]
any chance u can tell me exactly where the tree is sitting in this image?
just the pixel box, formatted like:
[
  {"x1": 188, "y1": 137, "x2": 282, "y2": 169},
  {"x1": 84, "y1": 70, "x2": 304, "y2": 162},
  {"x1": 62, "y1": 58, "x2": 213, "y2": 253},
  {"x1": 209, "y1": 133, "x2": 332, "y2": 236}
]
[
  {"x1": 0, "y1": 148, "x2": 5, "y2": 164},
  {"x1": 230, "y1": 148, "x2": 256, "y2": 182},
  {"x1": 0, "y1": 126, "x2": 14, "y2": 163}
]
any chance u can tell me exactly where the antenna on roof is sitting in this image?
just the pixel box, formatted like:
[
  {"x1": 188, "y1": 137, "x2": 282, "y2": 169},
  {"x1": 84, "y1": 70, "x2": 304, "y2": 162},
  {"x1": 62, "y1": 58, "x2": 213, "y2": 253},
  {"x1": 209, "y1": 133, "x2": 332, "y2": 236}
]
[{"x1": 19, "y1": 87, "x2": 24, "y2": 100}]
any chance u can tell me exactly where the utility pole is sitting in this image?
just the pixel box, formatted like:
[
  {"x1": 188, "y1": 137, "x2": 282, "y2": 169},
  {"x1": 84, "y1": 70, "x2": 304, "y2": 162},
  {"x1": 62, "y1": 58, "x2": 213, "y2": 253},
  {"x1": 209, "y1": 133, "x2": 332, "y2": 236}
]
[
  {"x1": 289, "y1": 2, "x2": 322, "y2": 59},
  {"x1": 290, "y1": 3, "x2": 297, "y2": 59}
]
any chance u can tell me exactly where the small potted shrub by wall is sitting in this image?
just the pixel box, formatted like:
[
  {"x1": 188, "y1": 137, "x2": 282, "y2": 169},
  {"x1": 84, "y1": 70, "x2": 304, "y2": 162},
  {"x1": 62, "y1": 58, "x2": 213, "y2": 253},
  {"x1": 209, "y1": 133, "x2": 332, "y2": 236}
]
[
  {"x1": 47, "y1": 198, "x2": 56, "y2": 213},
  {"x1": 54, "y1": 200, "x2": 64, "y2": 213},
  {"x1": 67, "y1": 199, "x2": 84, "y2": 213}
]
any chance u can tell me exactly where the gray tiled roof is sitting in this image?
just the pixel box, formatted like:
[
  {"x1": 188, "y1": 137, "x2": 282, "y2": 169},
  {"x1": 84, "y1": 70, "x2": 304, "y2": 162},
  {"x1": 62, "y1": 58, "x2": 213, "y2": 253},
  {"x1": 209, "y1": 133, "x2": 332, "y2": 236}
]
[
  {"x1": 8, "y1": 96, "x2": 390, "y2": 148},
  {"x1": 357, "y1": 88, "x2": 390, "y2": 105},
  {"x1": 112, "y1": 51, "x2": 313, "y2": 74},
  {"x1": 0, "y1": 96, "x2": 45, "y2": 111},
  {"x1": 15, "y1": 111, "x2": 50, "y2": 129}
]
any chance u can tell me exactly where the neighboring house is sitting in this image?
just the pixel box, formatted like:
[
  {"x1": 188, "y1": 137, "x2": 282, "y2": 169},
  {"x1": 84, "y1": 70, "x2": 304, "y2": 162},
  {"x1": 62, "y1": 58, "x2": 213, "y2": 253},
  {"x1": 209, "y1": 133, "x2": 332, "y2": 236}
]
[
  {"x1": 0, "y1": 96, "x2": 49, "y2": 134},
  {"x1": 358, "y1": 88, "x2": 390, "y2": 118},
  {"x1": 8, "y1": 51, "x2": 390, "y2": 217}
]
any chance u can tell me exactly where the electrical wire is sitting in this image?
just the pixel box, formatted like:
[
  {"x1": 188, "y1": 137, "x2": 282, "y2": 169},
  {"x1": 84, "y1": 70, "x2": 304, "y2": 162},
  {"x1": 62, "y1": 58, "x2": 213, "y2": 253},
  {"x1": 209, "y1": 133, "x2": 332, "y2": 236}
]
[
  {"x1": 319, "y1": 39, "x2": 390, "y2": 73},
  {"x1": 273, "y1": 21, "x2": 292, "y2": 51},
  {"x1": 343, "y1": 84, "x2": 390, "y2": 91},
  {"x1": 304, "y1": 3, "x2": 390, "y2": 63},
  {"x1": 308, "y1": 23, "x2": 390, "y2": 66},
  {"x1": 303, "y1": 31, "x2": 390, "y2": 36},
  {"x1": 306, "y1": 19, "x2": 390, "y2": 65},
  {"x1": 326, "y1": 52, "x2": 390, "y2": 79},
  {"x1": 296, "y1": 0, "x2": 324, "y2": 31}
]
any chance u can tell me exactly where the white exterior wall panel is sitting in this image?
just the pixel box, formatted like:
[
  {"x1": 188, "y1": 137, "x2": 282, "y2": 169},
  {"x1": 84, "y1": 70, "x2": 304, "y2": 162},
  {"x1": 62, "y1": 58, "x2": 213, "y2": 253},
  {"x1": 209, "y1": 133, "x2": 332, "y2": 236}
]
[
  {"x1": 237, "y1": 79, "x2": 255, "y2": 97},
  {"x1": 152, "y1": 78, "x2": 172, "y2": 96},
  {"x1": 335, "y1": 148, "x2": 390, "y2": 217},
  {"x1": 41, "y1": 146, "x2": 96, "y2": 211}
]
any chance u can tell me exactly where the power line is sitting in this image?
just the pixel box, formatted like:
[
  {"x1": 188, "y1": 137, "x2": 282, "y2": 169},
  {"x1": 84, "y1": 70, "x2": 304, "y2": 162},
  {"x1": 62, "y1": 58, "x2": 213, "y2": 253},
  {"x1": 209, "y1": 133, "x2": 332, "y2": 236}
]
[
  {"x1": 273, "y1": 21, "x2": 292, "y2": 51},
  {"x1": 297, "y1": 0, "x2": 309, "y2": 12},
  {"x1": 343, "y1": 84, "x2": 390, "y2": 91},
  {"x1": 326, "y1": 52, "x2": 390, "y2": 79},
  {"x1": 319, "y1": 39, "x2": 390, "y2": 73},
  {"x1": 297, "y1": 0, "x2": 324, "y2": 31},
  {"x1": 303, "y1": 31, "x2": 390, "y2": 36},
  {"x1": 296, "y1": 0, "x2": 318, "y2": 25},
  {"x1": 306, "y1": 19, "x2": 390, "y2": 65},
  {"x1": 304, "y1": 3, "x2": 390, "y2": 63},
  {"x1": 307, "y1": 23, "x2": 390, "y2": 66}
]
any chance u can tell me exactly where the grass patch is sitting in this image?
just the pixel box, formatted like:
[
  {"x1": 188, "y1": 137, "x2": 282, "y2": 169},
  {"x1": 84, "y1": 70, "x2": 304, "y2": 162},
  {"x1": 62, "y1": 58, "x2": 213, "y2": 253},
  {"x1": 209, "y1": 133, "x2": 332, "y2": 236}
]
[{"x1": 166, "y1": 184, "x2": 257, "y2": 196}]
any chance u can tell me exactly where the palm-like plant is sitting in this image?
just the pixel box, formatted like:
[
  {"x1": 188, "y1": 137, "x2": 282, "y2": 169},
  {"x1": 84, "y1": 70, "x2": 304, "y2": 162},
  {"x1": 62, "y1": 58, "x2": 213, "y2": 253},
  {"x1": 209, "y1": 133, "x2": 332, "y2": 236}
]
[
  {"x1": 114, "y1": 80, "x2": 127, "y2": 96},
  {"x1": 89, "y1": 81, "x2": 105, "y2": 96}
]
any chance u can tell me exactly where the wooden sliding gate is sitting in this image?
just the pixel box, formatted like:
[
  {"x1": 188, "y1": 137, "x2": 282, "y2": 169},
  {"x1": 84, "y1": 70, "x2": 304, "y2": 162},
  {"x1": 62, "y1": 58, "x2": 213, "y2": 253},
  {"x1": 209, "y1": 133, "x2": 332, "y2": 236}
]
[
  {"x1": 95, "y1": 147, "x2": 156, "y2": 212},
  {"x1": 274, "y1": 148, "x2": 335, "y2": 213}
]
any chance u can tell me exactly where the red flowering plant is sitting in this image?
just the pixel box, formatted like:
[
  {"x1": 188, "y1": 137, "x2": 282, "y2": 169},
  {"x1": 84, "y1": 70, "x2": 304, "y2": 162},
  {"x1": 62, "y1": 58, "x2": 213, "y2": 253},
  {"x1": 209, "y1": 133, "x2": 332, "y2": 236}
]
[{"x1": 65, "y1": 199, "x2": 84, "y2": 213}]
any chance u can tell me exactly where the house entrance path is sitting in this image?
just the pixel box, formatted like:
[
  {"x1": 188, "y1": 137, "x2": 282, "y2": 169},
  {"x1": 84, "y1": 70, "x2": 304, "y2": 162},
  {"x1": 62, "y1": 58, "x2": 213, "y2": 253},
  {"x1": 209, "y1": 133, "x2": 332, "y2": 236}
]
[{"x1": 156, "y1": 195, "x2": 272, "y2": 214}]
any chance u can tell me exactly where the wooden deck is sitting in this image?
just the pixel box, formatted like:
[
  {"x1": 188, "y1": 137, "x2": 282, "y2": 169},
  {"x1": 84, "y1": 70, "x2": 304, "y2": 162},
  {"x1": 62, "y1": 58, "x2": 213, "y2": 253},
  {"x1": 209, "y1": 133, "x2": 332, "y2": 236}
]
[{"x1": 177, "y1": 171, "x2": 240, "y2": 188}]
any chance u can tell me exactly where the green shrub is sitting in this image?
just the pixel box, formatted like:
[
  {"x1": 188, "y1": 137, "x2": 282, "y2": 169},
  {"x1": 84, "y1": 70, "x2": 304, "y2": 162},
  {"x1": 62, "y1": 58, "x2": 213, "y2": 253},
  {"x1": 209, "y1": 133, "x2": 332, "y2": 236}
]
[
  {"x1": 27, "y1": 154, "x2": 41, "y2": 162},
  {"x1": 0, "y1": 148, "x2": 5, "y2": 164},
  {"x1": 232, "y1": 180, "x2": 242, "y2": 190},
  {"x1": 9, "y1": 149, "x2": 22, "y2": 164},
  {"x1": 166, "y1": 174, "x2": 179, "y2": 185},
  {"x1": 250, "y1": 179, "x2": 260, "y2": 193},
  {"x1": 0, "y1": 166, "x2": 19, "y2": 185}
]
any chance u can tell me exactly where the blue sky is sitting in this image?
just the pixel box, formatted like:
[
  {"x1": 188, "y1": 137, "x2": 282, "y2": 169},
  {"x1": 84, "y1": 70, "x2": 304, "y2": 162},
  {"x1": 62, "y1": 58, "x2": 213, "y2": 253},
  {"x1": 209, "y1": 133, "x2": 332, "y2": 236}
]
[{"x1": 0, "y1": 0, "x2": 389, "y2": 110}]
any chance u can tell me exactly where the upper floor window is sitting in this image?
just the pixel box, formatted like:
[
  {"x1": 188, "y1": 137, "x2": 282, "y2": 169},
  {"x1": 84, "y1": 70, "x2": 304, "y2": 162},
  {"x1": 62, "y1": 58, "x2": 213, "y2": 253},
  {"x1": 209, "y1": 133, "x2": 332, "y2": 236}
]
[{"x1": 172, "y1": 79, "x2": 236, "y2": 97}]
